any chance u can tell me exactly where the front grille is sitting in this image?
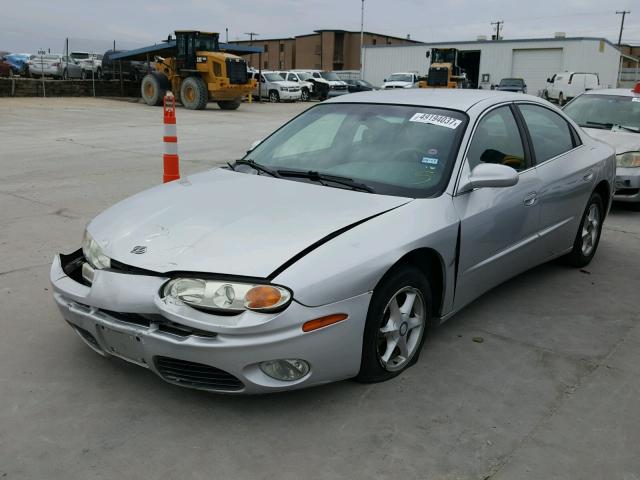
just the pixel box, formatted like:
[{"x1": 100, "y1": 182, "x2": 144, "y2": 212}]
[
  {"x1": 333, "y1": 85, "x2": 347, "y2": 91},
  {"x1": 100, "y1": 310, "x2": 217, "y2": 339},
  {"x1": 155, "y1": 357, "x2": 244, "y2": 391},
  {"x1": 427, "y1": 67, "x2": 449, "y2": 87},
  {"x1": 225, "y1": 58, "x2": 248, "y2": 84}
]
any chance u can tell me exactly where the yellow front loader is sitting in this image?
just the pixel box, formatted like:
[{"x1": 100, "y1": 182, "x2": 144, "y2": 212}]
[{"x1": 140, "y1": 30, "x2": 256, "y2": 110}]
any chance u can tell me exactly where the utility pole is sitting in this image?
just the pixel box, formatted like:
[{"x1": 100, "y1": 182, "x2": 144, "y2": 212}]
[
  {"x1": 225, "y1": 28, "x2": 229, "y2": 43},
  {"x1": 244, "y1": 32, "x2": 259, "y2": 72},
  {"x1": 360, "y1": 0, "x2": 365, "y2": 79},
  {"x1": 616, "y1": 10, "x2": 630, "y2": 46},
  {"x1": 491, "y1": 20, "x2": 504, "y2": 41}
]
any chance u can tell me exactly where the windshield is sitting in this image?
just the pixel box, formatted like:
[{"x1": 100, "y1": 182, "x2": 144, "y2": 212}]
[
  {"x1": 320, "y1": 71, "x2": 340, "y2": 81},
  {"x1": 72, "y1": 53, "x2": 90, "y2": 59},
  {"x1": 564, "y1": 94, "x2": 640, "y2": 131},
  {"x1": 297, "y1": 72, "x2": 311, "y2": 81},
  {"x1": 264, "y1": 73, "x2": 283, "y2": 82},
  {"x1": 499, "y1": 78, "x2": 523, "y2": 87},
  {"x1": 388, "y1": 74, "x2": 413, "y2": 83},
  {"x1": 243, "y1": 103, "x2": 468, "y2": 197}
]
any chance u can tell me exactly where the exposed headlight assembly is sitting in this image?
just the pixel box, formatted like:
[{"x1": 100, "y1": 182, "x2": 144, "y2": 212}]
[
  {"x1": 163, "y1": 278, "x2": 292, "y2": 314},
  {"x1": 82, "y1": 230, "x2": 111, "y2": 269},
  {"x1": 616, "y1": 152, "x2": 640, "y2": 168}
]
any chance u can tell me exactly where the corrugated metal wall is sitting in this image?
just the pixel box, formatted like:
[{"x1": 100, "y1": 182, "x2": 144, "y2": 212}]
[{"x1": 363, "y1": 39, "x2": 621, "y2": 95}]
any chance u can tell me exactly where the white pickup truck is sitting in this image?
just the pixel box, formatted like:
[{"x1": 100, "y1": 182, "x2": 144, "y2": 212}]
[{"x1": 70, "y1": 51, "x2": 103, "y2": 79}]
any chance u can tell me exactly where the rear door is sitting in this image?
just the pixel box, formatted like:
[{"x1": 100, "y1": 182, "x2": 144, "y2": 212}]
[
  {"x1": 515, "y1": 103, "x2": 594, "y2": 257},
  {"x1": 453, "y1": 104, "x2": 543, "y2": 310}
]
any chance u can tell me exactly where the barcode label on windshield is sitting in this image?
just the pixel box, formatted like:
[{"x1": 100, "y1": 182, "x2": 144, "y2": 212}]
[{"x1": 410, "y1": 113, "x2": 462, "y2": 129}]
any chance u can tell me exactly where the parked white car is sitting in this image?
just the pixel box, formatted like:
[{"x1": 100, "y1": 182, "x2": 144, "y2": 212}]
[
  {"x1": 28, "y1": 54, "x2": 63, "y2": 79},
  {"x1": 291, "y1": 70, "x2": 349, "y2": 100},
  {"x1": 275, "y1": 71, "x2": 314, "y2": 101},
  {"x1": 382, "y1": 72, "x2": 419, "y2": 89},
  {"x1": 545, "y1": 72, "x2": 600, "y2": 105},
  {"x1": 70, "y1": 51, "x2": 103, "y2": 79},
  {"x1": 563, "y1": 85, "x2": 640, "y2": 208},
  {"x1": 250, "y1": 71, "x2": 302, "y2": 102}
]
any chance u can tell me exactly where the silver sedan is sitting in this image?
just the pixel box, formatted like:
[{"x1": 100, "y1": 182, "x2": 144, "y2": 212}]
[{"x1": 50, "y1": 90, "x2": 615, "y2": 393}]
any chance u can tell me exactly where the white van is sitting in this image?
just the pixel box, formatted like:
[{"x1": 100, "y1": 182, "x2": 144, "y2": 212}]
[{"x1": 545, "y1": 72, "x2": 600, "y2": 105}]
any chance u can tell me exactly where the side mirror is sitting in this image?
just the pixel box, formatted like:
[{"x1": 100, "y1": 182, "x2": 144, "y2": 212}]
[
  {"x1": 383, "y1": 78, "x2": 387, "y2": 82},
  {"x1": 247, "y1": 139, "x2": 262, "y2": 153},
  {"x1": 458, "y1": 163, "x2": 519, "y2": 193}
]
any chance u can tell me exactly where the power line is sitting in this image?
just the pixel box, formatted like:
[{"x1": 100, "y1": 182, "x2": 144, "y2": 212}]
[
  {"x1": 491, "y1": 20, "x2": 504, "y2": 40},
  {"x1": 616, "y1": 10, "x2": 631, "y2": 46}
]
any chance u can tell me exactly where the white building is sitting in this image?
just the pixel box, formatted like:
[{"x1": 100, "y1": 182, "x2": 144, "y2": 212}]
[{"x1": 363, "y1": 36, "x2": 623, "y2": 95}]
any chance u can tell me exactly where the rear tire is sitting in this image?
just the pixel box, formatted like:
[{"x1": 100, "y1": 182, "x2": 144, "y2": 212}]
[
  {"x1": 180, "y1": 76, "x2": 208, "y2": 110},
  {"x1": 217, "y1": 99, "x2": 241, "y2": 110},
  {"x1": 356, "y1": 265, "x2": 431, "y2": 383},
  {"x1": 140, "y1": 73, "x2": 168, "y2": 106},
  {"x1": 562, "y1": 192, "x2": 604, "y2": 267},
  {"x1": 62, "y1": 69, "x2": 68, "y2": 80}
]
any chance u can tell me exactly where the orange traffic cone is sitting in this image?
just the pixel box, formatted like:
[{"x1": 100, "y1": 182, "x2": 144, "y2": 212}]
[{"x1": 163, "y1": 92, "x2": 180, "y2": 183}]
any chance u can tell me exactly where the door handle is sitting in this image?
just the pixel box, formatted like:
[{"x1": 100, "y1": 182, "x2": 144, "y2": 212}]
[
  {"x1": 523, "y1": 192, "x2": 538, "y2": 207},
  {"x1": 583, "y1": 170, "x2": 594, "y2": 182}
]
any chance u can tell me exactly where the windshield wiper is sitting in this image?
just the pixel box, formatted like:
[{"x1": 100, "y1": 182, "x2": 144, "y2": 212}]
[
  {"x1": 581, "y1": 121, "x2": 613, "y2": 129},
  {"x1": 277, "y1": 169, "x2": 375, "y2": 193},
  {"x1": 233, "y1": 159, "x2": 280, "y2": 178},
  {"x1": 614, "y1": 124, "x2": 640, "y2": 133}
]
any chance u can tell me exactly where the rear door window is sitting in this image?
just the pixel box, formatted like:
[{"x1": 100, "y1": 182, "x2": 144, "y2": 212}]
[{"x1": 518, "y1": 104, "x2": 576, "y2": 163}]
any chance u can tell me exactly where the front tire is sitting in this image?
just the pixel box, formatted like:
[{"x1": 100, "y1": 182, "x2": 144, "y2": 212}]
[
  {"x1": 180, "y1": 76, "x2": 208, "y2": 110},
  {"x1": 268, "y1": 90, "x2": 280, "y2": 103},
  {"x1": 563, "y1": 192, "x2": 604, "y2": 267},
  {"x1": 356, "y1": 265, "x2": 431, "y2": 383},
  {"x1": 217, "y1": 99, "x2": 241, "y2": 110},
  {"x1": 301, "y1": 88, "x2": 310, "y2": 102},
  {"x1": 558, "y1": 92, "x2": 565, "y2": 106},
  {"x1": 140, "y1": 73, "x2": 168, "y2": 106}
]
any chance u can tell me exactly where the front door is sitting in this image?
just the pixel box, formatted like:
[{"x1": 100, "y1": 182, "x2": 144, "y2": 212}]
[{"x1": 452, "y1": 104, "x2": 543, "y2": 310}]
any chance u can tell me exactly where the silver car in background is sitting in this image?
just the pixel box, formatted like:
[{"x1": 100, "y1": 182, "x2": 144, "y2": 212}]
[
  {"x1": 59, "y1": 56, "x2": 83, "y2": 79},
  {"x1": 28, "y1": 54, "x2": 63, "y2": 79},
  {"x1": 50, "y1": 90, "x2": 615, "y2": 394},
  {"x1": 563, "y1": 86, "x2": 640, "y2": 208}
]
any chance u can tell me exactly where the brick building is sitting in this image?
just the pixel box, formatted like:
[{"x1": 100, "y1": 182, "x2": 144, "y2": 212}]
[{"x1": 232, "y1": 29, "x2": 421, "y2": 71}]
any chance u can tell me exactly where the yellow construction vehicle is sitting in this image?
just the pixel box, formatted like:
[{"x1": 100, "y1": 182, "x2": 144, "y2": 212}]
[
  {"x1": 418, "y1": 48, "x2": 467, "y2": 89},
  {"x1": 114, "y1": 30, "x2": 256, "y2": 110}
]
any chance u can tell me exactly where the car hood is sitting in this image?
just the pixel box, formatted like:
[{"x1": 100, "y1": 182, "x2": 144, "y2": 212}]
[
  {"x1": 273, "y1": 80, "x2": 299, "y2": 88},
  {"x1": 582, "y1": 128, "x2": 640, "y2": 154},
  {"x1": 88, "y1": 168, "x2": 411, "y2": 277},
  {"x1": 383, "y1": 81, "x2": 413, "y2": 88}
]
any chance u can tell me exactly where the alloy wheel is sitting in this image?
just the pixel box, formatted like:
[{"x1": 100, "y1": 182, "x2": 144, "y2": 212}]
[
  {"x1": 376, "y1": 286, "x2": 426, "y2": 372},
  {"x1": 581, "y1": 203, "x2": 600, "y2": 256}
]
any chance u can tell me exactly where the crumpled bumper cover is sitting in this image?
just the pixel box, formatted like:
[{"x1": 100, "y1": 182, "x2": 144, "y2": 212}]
[
  {"x1": 614, "y1": 167, "x2": 640, "y2": 203},
  {"x1": 50, "y1": 252, "x2": 370, "y2": 394}
]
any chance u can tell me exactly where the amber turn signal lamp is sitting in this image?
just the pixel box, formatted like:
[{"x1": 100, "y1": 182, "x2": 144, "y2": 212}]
[
  {"x1": 302, "y1": 314, "x2": 348, "y2": 332},
  {"x1": 244, "y1": 285, "x2": 283, "y2": 310}
]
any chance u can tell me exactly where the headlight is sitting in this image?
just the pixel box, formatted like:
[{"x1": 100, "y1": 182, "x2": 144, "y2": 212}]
[
  {"x1": 82, "y1": 230, "x2": 111, "y2": 269},
  {"x1": 616, "y1": 152, "x2": 640, "y2": 168},
  {"x1": 162, "y1": 278, "x2": 292, "y2": 314},
  {"x1": 403, "y1": 84, "x2": 413, "y2": 88}
]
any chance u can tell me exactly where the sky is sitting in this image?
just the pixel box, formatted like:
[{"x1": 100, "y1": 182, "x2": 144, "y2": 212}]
[{"x1": 1, "y1": 0, "x2": 639, "y2": 54}]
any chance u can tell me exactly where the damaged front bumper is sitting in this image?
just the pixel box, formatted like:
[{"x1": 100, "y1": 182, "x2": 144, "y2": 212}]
[
  {"x1": 614, "y1": 167, "x2": 640, "y2": 203},
  {"x1": 50, "y1": 251, "x2": 370, "y2": 394}
]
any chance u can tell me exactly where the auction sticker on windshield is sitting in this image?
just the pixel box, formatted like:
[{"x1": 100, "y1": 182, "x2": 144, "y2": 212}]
[{"x1": 410, "y1": 113, "x2": 462, "y2": 129}]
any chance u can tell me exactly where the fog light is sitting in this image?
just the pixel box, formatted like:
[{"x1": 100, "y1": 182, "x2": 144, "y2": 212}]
[{"x1": 259, "y1": 359, "x2": 310, "y2": 381}]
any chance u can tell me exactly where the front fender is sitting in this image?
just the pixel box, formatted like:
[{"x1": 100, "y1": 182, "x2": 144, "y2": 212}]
[{"x1": 273, "y1": 196, "x2": 460, "y2": 309}]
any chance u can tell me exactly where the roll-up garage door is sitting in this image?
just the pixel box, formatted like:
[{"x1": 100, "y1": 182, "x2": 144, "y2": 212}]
[{"x1": 511, "y1": 48, "x2": 563, "y2": 95}]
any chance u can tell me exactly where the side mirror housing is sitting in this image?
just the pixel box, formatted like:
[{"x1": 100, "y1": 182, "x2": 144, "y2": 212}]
[
  {"x1": 458, "y1": 163, "x2": 519, "y2": 193},
  {"x1": 383, "y1": 78, "x2": 387, "y2": 82}
]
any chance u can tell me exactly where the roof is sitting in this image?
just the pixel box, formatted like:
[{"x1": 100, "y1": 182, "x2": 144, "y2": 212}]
[
  {"x1": 325, "y1": 88, "x2": 543, "y2": 112},
  {"x1": 233, "y1": 29, "x2": 422, "y2": 44},
  {"x1": 110, "y1": 41, "x2": 262, "y2": 61},
  {"x1": 583, "y1": 88, "x2": 640, "y2": 98},
  {"x1": 365, "y1": 36, "x2": 620, "y2": 50}
]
